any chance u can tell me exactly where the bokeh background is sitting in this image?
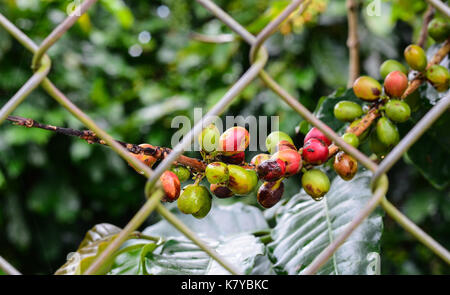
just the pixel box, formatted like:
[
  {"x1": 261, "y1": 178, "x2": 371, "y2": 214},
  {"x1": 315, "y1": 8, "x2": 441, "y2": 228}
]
[{"x1": 0, "y1": 0, "x2": 449, "y2": 274}]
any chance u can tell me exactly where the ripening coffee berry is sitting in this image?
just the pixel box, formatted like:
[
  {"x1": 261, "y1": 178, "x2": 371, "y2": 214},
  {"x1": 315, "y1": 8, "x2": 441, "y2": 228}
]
[
  {"x1": 198, "y1": 124, "x2": 220, "y2": 152},
  {"x1": 273, "y1": 140, "x2": 297, "y2": 153},
  {"x1": 426, "y1": 65, "x2": 450, "y2": 92},
  {"x1": 385, "y1": 99, "x2": 411, "y2": 123},
  {"x1": 210, "y1": 183, "x2": 234, "y2": 199},
  {"x1": 384, "y1": 71, "x2": 408, "y2": 97},
  {"x1": 348, "y1": 118, "x2": 370, "y2": 140},
  {"x1": 302, "y1": 138, "x2": 329, "y2": 165},
  {"x1": 250, "y1": 153, "x2": 271, "y2": 166},
  {"x1": 272, "y1": 149, "x2": 302, "y2": 177},
  {"x1": 333, "y1": 152, "x2": 358, "y2": 181},
  {"x1": 376, "y1": 117, "x2": 399, "y2": 148},
  {"x1": 333, "y1": 101, "x2": 363, "y2": 122},
  {"x1": 227, "y1": 165, "x2": 258, "y2": 195},
  {"x1": 428, "y1": 17, "x2": 450, "y2": 43},
  {"x1": 177, "y1": 184, "x2": 212, "y2": 219},
  {"x1": 404, "y1": 45, "x2": 427, "y2": 71},
  {"x1": 219, "y1": 151, "x2": 245, "y2": 164},
  {"x1": 128, "y1": 144, "x2": 158, "y2": 174},
  {"x1": 369, "y1": 131, "x2": 389, "y2": 157},
  {"x1": 304, "y1": 127, "x2": 332, "y2": 146},
  {"x1": 352, "y1": 76, "x2": 382, "y2": 101},
  {"x1": 257, "y1": 179, "x2": 285, "y2": 208},
  {"x1": 266, "y1": 131, "x2": 294, "y2": 154},
  {"x1": 301, "y1": 169, "x2": 330, "y2": 200},
  {"x1": 171, "y1": 166, "x2": 191, "y2": 182},
  {"x1": 205, "y1": 162, "x2": 229, "y2": 184},
  {"x1": 341, "y1": 132, "x2": 359, "y2": 148},
  {"x1": 380, "y1": 60, "x2": 408, "y2": 79},
  {"x1": 160, "y1": 171, "x2": 181, "y2": 202},
  {"x1": 218, "y1": 126, "x2": 250, "y2": 156},
  {"x1": 256, "y1": 159, "x2": 286, "y2": 181}
]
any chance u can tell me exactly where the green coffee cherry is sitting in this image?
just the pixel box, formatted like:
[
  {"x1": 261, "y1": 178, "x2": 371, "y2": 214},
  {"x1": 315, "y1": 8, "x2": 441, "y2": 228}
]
[
  {"x1": 205, "y1": 162, "x2": 229, "y2": 184},
  {"x1": 385, "y1": 99, "x2": 411, "y2": 123},
  {"x1": 404, "y1": 45, "x2": 427, "y2": 71},
  {"x1": 426, "y1": 65, "x2": 450, "y2": 92},
  {"x1": 428, "y1": 17, "x2": 450, "y2": 43},
  {"x1": 341, "y1": 133, "x2": 360, "y2": 148},
  {"x1": 177, "y1": 184, "x2": 212, "y2": 219},
  {"x1": 352, "y1": 76, "x2": 382, "y2": 101},
  {"x1": 349, "y1": 118, "x2": 370, "y2": 141},
  {"x1": 333, "y1": 101, "x2": 363, "y2": 122},
  {"x1": 369, "y1": 131, "x2": 389, "y2": 158},
  {"x1": 227, "y1": 165, "x2": 258, "y2": 195},
  {"x1": 301, "y1": 169, "x2": 330, "y2": 201},
  {"x1": 198, "y1": 124, "x2": 220, "y2": 152},
  {"x1": 171, "y1": 166, "x2": 191, "y2": 182},
  {"x1": 380, "y1": 60, "x2": 408, "y2": 79},
  {"x1": 265, "y1": 131, "x2": 294, "y2": 154},
  {"x1": 376, "y1": 117, "x2": 399, "y2": 148}
]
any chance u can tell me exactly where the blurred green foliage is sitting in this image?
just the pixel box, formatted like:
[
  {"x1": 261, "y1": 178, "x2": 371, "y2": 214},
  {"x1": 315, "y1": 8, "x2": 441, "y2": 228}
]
[{"x1": 0, "y1": 0, "x2": 448, "y2": 274}]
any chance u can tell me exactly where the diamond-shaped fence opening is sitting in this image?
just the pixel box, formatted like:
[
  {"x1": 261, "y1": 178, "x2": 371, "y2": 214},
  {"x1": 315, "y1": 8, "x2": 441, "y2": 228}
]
[{"x1": 0, "y1": 0, "x2": 449, "y2": 275}]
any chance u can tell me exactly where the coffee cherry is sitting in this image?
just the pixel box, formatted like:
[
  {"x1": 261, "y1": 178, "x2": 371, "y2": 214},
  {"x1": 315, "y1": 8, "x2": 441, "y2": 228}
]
[
  {"x1": 273, "y1": 140, "x2": 297, "y2": 153},
  {"x1": 403, "y1": 89, "x2": 421, "y2": 112},
  {"x1": 380, "y1": 60, "x2": 407, "y2": 79},
  {"x1": 302, "y1": 138, "x2": 329, "y2": 165},
  {"x1": 352, "y1": 76, "x2": 382, "y2": 101},
  {"x1": 341, "y1": 132, "x2": 359, "y2": 148},
  {"x1": 210, "y1": 183, "x2": 234, "y2": 199},
  {"x1": 266, "y1": 131, "x2": 294, "y2": 154},
  {"x1": 333, "y1": 152, "x2": 358, "y2": 181},
  {"x1": 227, "y1": 165, "x2": 258, "y2": 195},
  {"x1": 128, "y1": 144, "x2": 158, "y2": 174},
  {"x1": 426, "y1": 65, "x2": 450, "y2": 92},
  {"x1": 171, "y1": 166, "x2": 191, "y2": 182},
  {"x1": 369, "y1": 131, "x2": 389, "y2": 158},
  {"x1": 272, "y1": 149, "x2": 302, "y2": 177},
  {"x1": 376, "y1": 117, "x2": 399, "y2": 148},
  {"x1": 301, "y1": 169, "x2": 330, "y2": 200},
  {"x1": 160, "y1": 171, "x2": 181, "y2": 202},
  {"x1": 177, "y1": 184, "x2": 212, "y2": 219},
  {"x1": 428, "y1": 17, "x2": 450, "y2": 43},
  {"x1": 250, "y1": 153, "x2": 271, "y2": 166},
  {"x1": 257, "y1": 179, "x2": 284, "y2": 208},
  {"x1": 218, "y1": 126, "x2": 250, "y2": 156},
  {"x1": 304, "y1": 127, "x2": 332, "y2": 146},
  {"x1": 384, "y1": 71, "x2": 408, "y2": 98},
  {"x1": 256, "y1": 159, "x2": 286, "y2": 181},
  {"x1": 385, "y1": 99, "x2": 411, "y2": 123},
  {"x1": 333, "y1": 101, "x2": 363, "y2": 122},
  {"x1": 205, "y1": 162, "x2": 229, "y2": 184},
  {"x1": 404, "y1": 45, "x2": 427, "y2": 71},
  {"x1": 198, "y1": 124, "x2": 220, "y2": 152},
  {"x1": 219, "y1": 151, "x2": 245, "y2": 164},
  {"x1": 348, "y1": 118, "x2": 370, "y2": 140}
]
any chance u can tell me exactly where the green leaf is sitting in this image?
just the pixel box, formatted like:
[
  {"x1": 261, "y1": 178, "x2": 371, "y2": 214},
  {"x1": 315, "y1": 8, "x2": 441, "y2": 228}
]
[{"x1": 268, "y1": 170, "x2": 383, "y2": 275}]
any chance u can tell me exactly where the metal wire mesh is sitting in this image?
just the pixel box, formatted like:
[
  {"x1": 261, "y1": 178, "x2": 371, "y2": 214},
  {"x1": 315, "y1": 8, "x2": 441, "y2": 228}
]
[{"x1": 0, "y1": 0, "x2": 449, "y2": 275}]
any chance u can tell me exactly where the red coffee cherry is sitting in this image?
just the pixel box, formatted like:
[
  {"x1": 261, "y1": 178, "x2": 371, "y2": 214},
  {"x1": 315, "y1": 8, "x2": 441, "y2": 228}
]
[
  {"x1": 273, "y1": 140, "x2": 297, "y2": 153},
  {"x1": 384, "y1": 71, "x2": 408, "y2": 97},
  {"x1": 257, "y1": 179, "x2": 285, "y2": 208},
  {"x1": 219, "y1": 151, "x2": 245, "y2": 164},
  {"x1": 218, "y1": 126, "x2": 250, "y2": 156},
  {"x1": 333, "y1": 152, "x2": 358, "y2": 181},
  {"x1": 160, "y1": 171, "x2": 181, "y2": 202},
  {"x1": 210, "y1": 184, "x2": 234, "y2": 199},
  {"x1": 250, "y1": 153, "x2": 271, "y2": 166},
  {"x1": 302, "y1": 138, "x2": 329, "y2": 165},
  {"x1": 256, "y1": 159, "x2": 286, "y2": 181},
  {"x1": 304, "y1": 127, "x2": 332, "y2": 146},
  {"x1": 271, "y1": 149, "x2": 302, "y2": 177}
]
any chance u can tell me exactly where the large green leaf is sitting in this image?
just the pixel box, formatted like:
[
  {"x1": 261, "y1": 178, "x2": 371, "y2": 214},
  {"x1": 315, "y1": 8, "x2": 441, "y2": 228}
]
[
  {"x1": 108, "y1": 203, "x2": 270, "y2": 275},
  {"x1": 268, "y1": 170, "x2": 383, "y2": 275}
]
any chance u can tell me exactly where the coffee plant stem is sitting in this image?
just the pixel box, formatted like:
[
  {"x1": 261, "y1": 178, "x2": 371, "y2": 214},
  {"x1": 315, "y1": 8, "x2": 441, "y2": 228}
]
[
  {"x1": 0, "y1": 256, "x2": 21, "y2": 275},
  {"x1": 418, "y1": 5, "x2": 435, "y2": 48},
  {"x1": 381, "y1": 197, "x2": 450, "y2": 264},
  {"x1": 426, "y1": 0, "x2": 450, "y2": 18},
  {"x1": 346, "y1": 0, "x2": 360, "y2": 87},
  {"x1": 155, "y1": 203, "x2": 242, "y2": 275},
  {"x1": 83, "y1": 189, "x2": 165, "y2": 275}
]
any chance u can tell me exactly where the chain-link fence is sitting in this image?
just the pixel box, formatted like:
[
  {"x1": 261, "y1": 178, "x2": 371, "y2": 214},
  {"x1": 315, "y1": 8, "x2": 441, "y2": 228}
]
[{"x1": 0, "y1": 0, "x2": 449, "y2": 275}]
